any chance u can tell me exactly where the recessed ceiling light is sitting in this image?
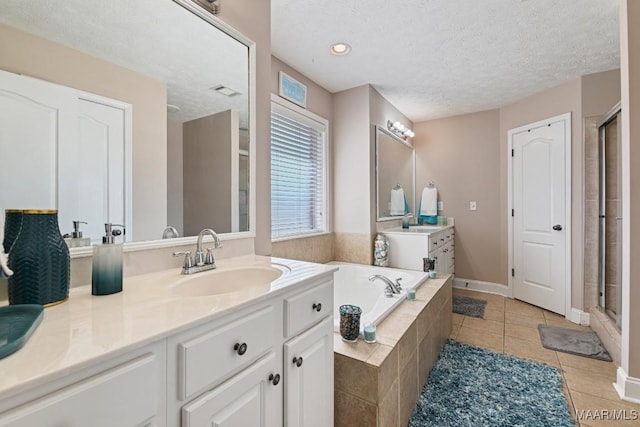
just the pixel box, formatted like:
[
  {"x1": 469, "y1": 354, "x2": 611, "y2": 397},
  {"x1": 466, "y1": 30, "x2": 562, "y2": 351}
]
[
  {"x1": 210, "y1": 85, "x2": 240, "y2": 97},
  {"x1": 330, "y1": 43, "x2": 351, "y2": 56}
]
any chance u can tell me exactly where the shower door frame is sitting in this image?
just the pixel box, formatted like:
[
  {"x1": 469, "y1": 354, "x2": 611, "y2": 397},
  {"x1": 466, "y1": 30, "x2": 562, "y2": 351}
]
[{"x1": 597, "y1": 101, "x2": 622, "y2": 330}]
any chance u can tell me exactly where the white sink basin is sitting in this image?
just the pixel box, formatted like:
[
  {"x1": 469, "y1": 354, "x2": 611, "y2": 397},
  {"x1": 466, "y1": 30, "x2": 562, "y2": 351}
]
[{"x1": 170, "y1": 265, "x2": 285, "y2": 297}]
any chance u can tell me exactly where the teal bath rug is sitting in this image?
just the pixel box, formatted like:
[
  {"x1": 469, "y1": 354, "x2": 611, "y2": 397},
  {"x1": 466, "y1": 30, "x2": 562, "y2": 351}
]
[{"x1": 410, "y1": 340, "x2": 575, "y2": 427}]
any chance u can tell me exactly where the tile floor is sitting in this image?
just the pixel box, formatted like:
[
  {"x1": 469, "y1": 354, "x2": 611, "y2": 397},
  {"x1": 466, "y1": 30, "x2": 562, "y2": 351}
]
[{"x1": 450, "y1": 288, "x2": 640, "y2": 427}]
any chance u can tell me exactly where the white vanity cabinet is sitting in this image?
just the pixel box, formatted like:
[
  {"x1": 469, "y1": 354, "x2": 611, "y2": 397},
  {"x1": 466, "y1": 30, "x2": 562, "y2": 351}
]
[
  {"x1": 284, "y1": 316, "x2": 333, "y2": 427},
  {"x1": 0, "y1": 342, "x2": 167, "y2": 427},
  {"x1": 181, "y1": 352, "x2": 281, "y2": 427},
  {"x1": 384, "y1": 226, "x2": 455, "y2": 274},
  {"x1": 0, "y1": 262, "x2": 335, "y2": 427},
  {"x1": 167, "y1": 275, "x2": 334, "y2": 427}
]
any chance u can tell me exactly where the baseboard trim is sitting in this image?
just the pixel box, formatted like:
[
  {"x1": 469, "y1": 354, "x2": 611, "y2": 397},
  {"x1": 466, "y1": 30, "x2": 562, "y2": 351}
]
[
  {"x1": 452, "y1": 278, "x2": 509, "y2": 297},
  {"x1": 453, "y1": 278, "x2": 590, "y2": 325},
  {"x1": 614, "y1": 367, "x2": 640, "y2": 404},
  {"x1": 567, "y1": 308, "x2": 590, "y2": 326}
]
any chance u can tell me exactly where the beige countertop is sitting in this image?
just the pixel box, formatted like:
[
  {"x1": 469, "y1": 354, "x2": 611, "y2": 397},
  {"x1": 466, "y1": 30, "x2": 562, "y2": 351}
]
[
  {"x1": 382, "y1": 224, "x2": 454, "y2": 235},
  {"x1": 0, "y1": 255, "x2": 337, "y2": 399}
]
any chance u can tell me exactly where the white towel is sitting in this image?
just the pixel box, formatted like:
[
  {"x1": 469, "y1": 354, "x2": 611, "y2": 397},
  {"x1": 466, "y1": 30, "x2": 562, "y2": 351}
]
[
  {"x1": 420, "y1": 187, "x2": 438, "y2": 216},
  {"x1": 389, "y1": 187, "x2": 405, "y2": 215}
]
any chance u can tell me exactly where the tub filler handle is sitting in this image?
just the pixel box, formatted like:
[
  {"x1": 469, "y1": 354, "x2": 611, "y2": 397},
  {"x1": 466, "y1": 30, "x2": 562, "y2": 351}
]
[{"x1": 369, "y1": 275, "x2": 402, "y2": 297}]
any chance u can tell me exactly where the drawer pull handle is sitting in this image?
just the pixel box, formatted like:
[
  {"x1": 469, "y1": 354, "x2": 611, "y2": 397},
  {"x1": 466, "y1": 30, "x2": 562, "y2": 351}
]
[
  {"x1": 312, "y1": 303, "x2": 322, "y2": 312},
  {"x1": 234, "y1": 342, "x2": 248, "y2": 356},
  {"x1": 293, "y1": 356, "x2": 303, "y2": 367},
  {"x1": 268, "y1": 373, "x2": 281, "y2": 386}
]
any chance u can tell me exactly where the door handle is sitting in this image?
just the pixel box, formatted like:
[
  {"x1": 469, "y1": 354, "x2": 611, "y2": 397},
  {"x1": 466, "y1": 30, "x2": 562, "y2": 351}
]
[{"x1": 552, "y1": 224, "x2": 563, "y2": 231}]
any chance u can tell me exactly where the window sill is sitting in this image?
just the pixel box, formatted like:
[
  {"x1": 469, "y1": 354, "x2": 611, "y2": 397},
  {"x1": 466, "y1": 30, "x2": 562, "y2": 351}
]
[{"x1": 271, "y1": 231, "x2": 331, "y2": 243}]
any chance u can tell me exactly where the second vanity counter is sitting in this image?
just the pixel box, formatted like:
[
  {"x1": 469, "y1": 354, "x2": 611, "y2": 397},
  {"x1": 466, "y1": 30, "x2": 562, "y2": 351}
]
[{"x1": 0, "y1": 255, "x2": 337, "y2": 403}]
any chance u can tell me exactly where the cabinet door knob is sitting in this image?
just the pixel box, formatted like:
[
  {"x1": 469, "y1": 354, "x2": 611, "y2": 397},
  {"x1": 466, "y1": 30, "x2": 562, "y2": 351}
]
[
  {"x1": 552, "y1": 224, "x2": 563, "y2": 231},
  {"x1": 234, "y1": 342, "x2": 248, "y2": 356},
  {"x1": 312, "y1": 303, "x2": 322, "y2": 312},
  {"x1": 268, "y1": 373, "x2": 281, "y2": 386},
  {"x1": 292, "y1": 356, "x2": 303, "y2": 367}
]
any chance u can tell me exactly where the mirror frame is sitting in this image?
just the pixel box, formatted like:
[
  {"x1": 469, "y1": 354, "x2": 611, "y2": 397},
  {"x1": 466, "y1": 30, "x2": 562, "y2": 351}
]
[
  {"x1": 66, "y1": 0, "x2": 257, "y2": 257},
  {"x1": 375, "y1": 125, "x2": 416, "y2": 222}
]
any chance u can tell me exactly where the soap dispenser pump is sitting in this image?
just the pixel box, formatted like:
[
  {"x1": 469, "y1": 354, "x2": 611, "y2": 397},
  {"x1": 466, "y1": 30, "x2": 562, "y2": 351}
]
[
  {"x1": 92, "y1": 223, "x2": 125, "y2": 296},
  {"x1": 64, "y1": 220, "x2": 91, "y2": 248}
]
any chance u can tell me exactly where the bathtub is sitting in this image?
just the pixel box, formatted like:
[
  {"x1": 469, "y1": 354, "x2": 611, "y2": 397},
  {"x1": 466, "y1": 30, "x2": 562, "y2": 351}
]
[{"x1": 329, "y1": 262, "x2": 429, "y2": 334}]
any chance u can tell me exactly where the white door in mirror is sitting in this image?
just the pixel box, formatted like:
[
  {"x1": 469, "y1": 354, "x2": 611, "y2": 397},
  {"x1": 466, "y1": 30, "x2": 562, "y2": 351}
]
[{"x1": 0, "y1": 69, "x2": 131, "y2": 243}]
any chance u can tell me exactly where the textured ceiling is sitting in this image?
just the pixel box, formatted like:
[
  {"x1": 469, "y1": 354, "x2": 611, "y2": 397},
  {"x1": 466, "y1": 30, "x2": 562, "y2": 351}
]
[
  {"x1": 271, "y1": 0, "x2": 620, "y2": 122},
  {"x1": 0, "y1": 0, "x2": 249, "y2": 125}
]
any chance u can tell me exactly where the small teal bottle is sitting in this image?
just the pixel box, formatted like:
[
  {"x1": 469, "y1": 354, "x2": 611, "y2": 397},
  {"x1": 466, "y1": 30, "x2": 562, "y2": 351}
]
[{"x1": 92, "y1": 223, "x2": 125, "y2": 296}]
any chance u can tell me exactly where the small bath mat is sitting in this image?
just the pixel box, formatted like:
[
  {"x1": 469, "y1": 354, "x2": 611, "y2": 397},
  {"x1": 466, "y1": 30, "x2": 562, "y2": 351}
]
[
  {"x1": 452, "y1": 295, "x2": 487, "y2": 318},
  {"x1": 538, "y1": 325, "x2": 612, "y2": 361}
]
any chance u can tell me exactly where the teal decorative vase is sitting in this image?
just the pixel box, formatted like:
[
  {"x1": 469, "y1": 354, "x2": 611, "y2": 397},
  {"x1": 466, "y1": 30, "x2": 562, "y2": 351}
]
[
  {"x1": 3, "y1": 209, "x2": 23, "y2": 253},
  {"x1": 7, "y1": 210, "x2": 70, "y2": 306}
]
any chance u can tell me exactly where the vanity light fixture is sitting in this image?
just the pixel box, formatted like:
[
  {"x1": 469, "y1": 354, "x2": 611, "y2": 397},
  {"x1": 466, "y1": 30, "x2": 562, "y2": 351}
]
[
  {"x1": 330, "y1": 42, "x2": 351, "y2": 56},
  {"x1": 387, "y1": 120, "x2": 415, "y2": 139},
  {"x1": 211, "y1": 84, "x2": 240, "y2": 97}
]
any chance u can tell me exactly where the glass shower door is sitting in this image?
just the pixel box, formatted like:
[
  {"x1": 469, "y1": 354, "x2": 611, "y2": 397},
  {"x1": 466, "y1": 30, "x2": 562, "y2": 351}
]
[{"x1": 598, "y1": 107, "x2": 622, "y2": 330}]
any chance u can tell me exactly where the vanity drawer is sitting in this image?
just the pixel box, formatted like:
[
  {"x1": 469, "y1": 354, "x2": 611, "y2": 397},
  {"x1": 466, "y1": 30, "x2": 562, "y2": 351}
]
[
  {"x1": 0, "y1": 353, "x2": 158, "y2": 427},
  {"x1": 177, "y1": 305, "x2": 275, "y2": 401},
  {"x1": 284, "y1": 280, "x2": 333, "y2": 338},
  {"x1": 428, "y1": 231, "x2": 442, "y2": 252}
]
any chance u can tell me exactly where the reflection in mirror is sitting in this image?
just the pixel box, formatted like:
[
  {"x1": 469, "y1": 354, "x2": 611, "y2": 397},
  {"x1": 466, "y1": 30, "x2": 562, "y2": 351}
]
[
  {"x1": 0, "y1": 0, "x2": 251, "y2": 248},
  {"x1": 376, "y1": 126, "x2": 415, "y2": 221}
]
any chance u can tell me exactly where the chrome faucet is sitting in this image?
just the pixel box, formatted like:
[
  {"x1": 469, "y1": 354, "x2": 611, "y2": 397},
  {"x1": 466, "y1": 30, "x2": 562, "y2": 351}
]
[
  {"x1": 162, "y1": 226, "x2": 180, "y2": 239},
  {"x1": 369, "y1": 275, "x2": 403, "y2": 297},
  {"x1": 173, "y1": 228, "x2": 222, "y2": 275}
]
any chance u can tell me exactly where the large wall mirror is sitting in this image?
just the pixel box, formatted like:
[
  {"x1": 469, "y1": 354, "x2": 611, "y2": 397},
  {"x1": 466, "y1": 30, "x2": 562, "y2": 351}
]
[
  {"x1": 375, "y1": 126, "x2": 415, "y2": 221},
  {"x1": 0, "y1": 0, "x2": 255, "y2": 253}
]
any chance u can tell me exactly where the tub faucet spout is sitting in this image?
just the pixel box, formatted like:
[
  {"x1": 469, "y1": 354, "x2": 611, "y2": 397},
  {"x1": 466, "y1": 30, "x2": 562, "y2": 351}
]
[{"x1": 368, "y1": 275, "x2": 402, "y2": 296}]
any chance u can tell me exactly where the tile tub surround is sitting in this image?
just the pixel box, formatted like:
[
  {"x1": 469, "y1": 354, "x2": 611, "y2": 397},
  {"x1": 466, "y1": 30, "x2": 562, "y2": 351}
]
[{"x1": 334, "y1": 275, "x2": 452, "y2": 426}]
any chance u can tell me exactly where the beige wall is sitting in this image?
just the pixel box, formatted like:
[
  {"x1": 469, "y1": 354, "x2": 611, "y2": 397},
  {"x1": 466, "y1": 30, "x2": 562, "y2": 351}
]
[
  {"x1": 620, "y1": 0, "x2": 640, "y2": 380},
  {"x1": 582, "y1": 69, "x2": 621, "y2": 117},
  {"x1": 0, "y1": 22, "x2": 168, "y2": 242},
  {"x1": 414, "y1": 109, "x2": 502, "y2": 283},
  {"x1": 183, "y1": 110, "x2": 238, "y2": 235},
  {"x1": 271, "y1": 56, "x2": 333, "y2": 120},
  {"x1": 167, "y1": 120, "x2": 184, "y2": 235},
  {"x1": 269, "y1": 56, "x2": 335, "y2": 263},
  {"x1": 333, "y1": 85, "x2": 372, "y2": 235},
  {"x1": 217, "y1": 0, "x2": 271, "y2": 255}
]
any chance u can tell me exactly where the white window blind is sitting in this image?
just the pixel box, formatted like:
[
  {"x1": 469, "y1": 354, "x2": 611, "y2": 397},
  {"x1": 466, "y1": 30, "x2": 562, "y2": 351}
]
[{"x1": 271, "y1": 102, "x2": 327, "y2": 240}]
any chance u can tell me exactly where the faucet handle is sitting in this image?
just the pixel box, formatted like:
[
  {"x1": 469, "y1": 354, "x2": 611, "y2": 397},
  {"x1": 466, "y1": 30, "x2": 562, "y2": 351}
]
[
  {"x1": 205, "y1": 248, "x2": 216, "y2": 266},
  {"x1": 395, "y1": 277, "x2": 403, "y2": 290},
  {"x1": 173, "y1": 251, "x2": 193, "y2": 269},
  {"x1": 194, "y1": 250, "x2": 205, "y2": 267}
]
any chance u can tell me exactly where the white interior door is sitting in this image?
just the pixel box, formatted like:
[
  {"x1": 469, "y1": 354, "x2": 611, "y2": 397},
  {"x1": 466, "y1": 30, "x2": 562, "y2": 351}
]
[
  {"x1": 511, "y1": 115, "x2": 569, "y2": 315},
  {"x1": 0, "y1": 69, "x2": 77, "y2": 240},
  {"x1": 74, "y1": 98, "x2": 127, "y2": 243},
  {"x1": 0, "y1": 69, "x2": 131, "y2": 244}
]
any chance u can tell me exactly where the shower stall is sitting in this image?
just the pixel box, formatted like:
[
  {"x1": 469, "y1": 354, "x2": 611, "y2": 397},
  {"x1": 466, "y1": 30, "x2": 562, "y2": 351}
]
[{"x1": 598, "y1": 102, "x2": 622, "y2": 331}]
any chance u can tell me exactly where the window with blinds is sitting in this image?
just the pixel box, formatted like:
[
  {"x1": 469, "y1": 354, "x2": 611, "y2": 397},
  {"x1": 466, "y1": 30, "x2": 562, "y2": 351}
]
[{"x1": 270, "y1": 101, "x2": 327, "y2": 240}]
